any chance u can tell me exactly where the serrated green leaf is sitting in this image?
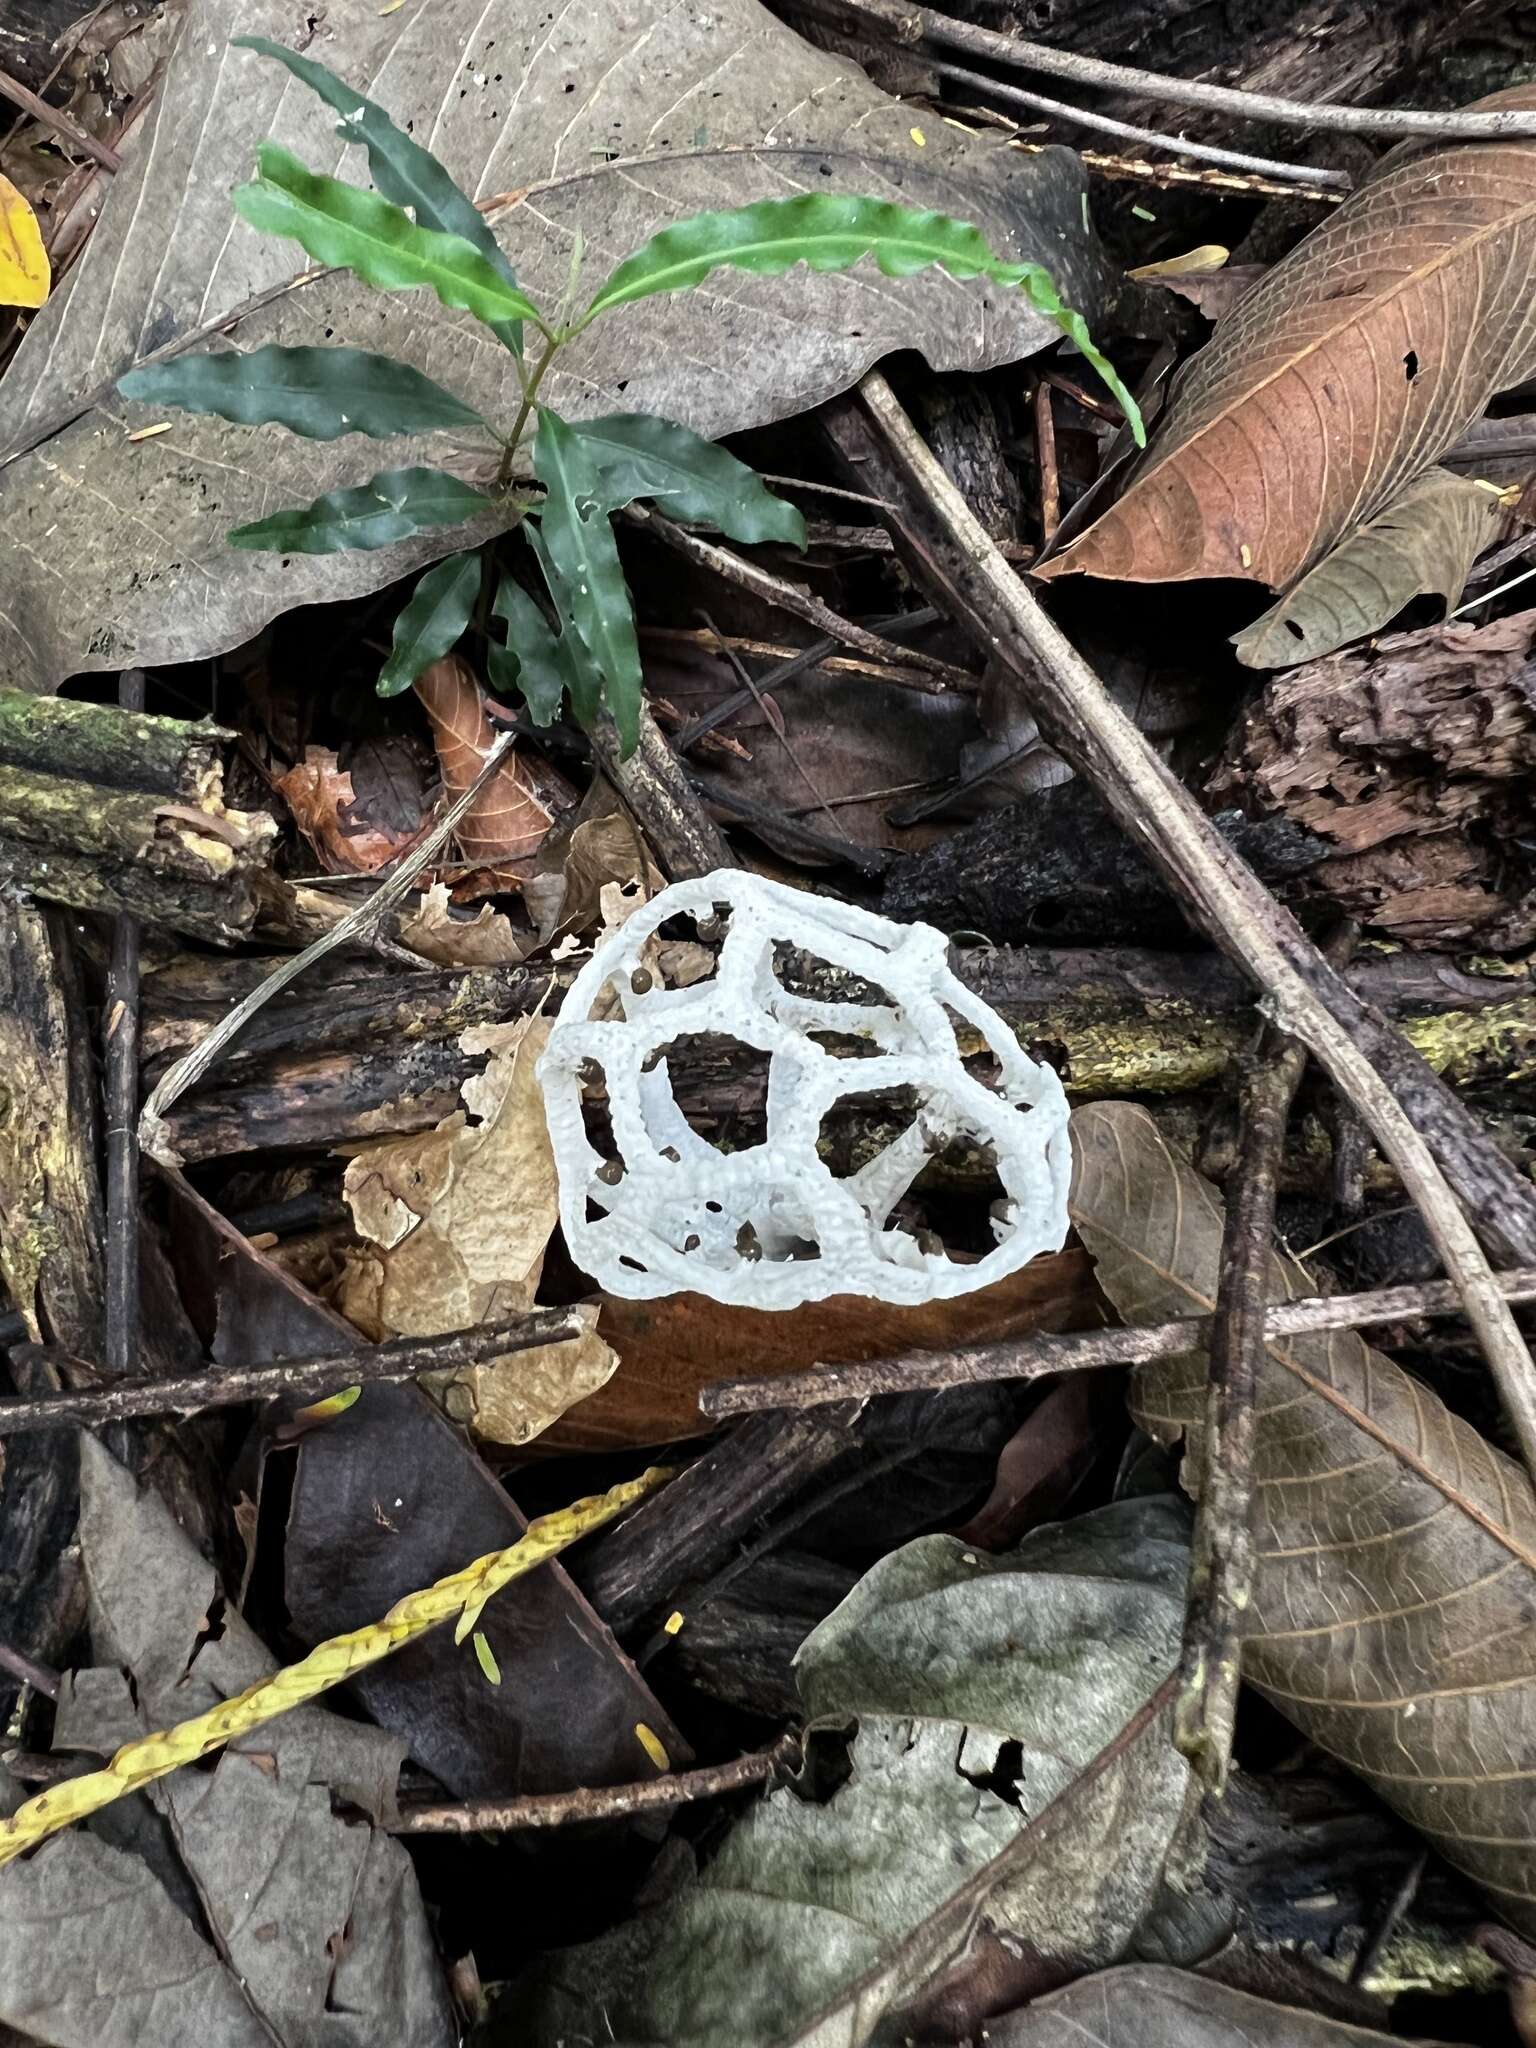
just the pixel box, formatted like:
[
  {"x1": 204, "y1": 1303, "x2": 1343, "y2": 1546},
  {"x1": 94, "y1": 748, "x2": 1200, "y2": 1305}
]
[
  {"x1": 570, "y1": 413, "x2": 805, "y2": 546},
  {"x1": 233, "y1": 143, "x2": 542, "y2": 335},
  {"x1": 119, "y1": 344, "x2": 486, "y2": 440},
  {"x1": 489, "y1": 570, "x2": 571, "y2": 725},
  {"x1": 228, "y1": 466, "x2": 490, "y2": 553},
  {"x1": 378, "y1": 547, "x2": 482, "y2": 696},
  {"x1": 233, "y1": 35, "x2": 525, "y2": 356},
  {"x1": 532, "y1": 409, "x2": 643, "y2": 752},
  {"x1": 581, "y1": 194, "x2": 1143, "y2": 445}
]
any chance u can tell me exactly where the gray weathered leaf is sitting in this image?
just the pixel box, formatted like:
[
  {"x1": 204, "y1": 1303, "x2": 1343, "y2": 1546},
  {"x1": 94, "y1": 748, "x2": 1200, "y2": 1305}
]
[
  {"x1": 1234, "y1": 469, "x2": 1504, "y2": 668},
  {"x1": 510, "y1": 1499, "x2": 1191, "y2": 2048},
  {"x1": 1069, "y1": 1101, "x2": 1536, "y2": 1935},
  {"x1": 0, "y1": 0, "x2": 1113, "y2": 687},
  {"x1": 985, "y1": 1964, "x2": 1460, "y2": 2046},
  {"x1": 4, "y1": 1438, "x2": 457, "y2": 2047}
]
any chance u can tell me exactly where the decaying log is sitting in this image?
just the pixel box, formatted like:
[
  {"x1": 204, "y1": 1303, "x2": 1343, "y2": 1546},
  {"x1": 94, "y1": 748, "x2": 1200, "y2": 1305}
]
[
  {"x1": 143, "y1": 940, "x2": 1536, "y2": 1160},
  {"x1": 0, "y1": 688, "x2": 278, "y2": 943}
]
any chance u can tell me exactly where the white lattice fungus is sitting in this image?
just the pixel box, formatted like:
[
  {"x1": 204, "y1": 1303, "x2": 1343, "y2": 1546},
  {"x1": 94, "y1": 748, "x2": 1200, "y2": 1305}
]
[{"x1": 537, "y1": 870, "x2": 1071, "y2": 1307}]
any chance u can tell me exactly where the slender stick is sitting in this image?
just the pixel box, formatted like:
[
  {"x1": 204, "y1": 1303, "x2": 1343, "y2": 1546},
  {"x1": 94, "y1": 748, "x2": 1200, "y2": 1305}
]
[
  {"x1": 811, "y1": 0, "x2": 1536, "y2": 138},
  {"x1": 1177, "y1": 1044, "x2": 1305, "y2": 1791},
  {"x1": 138, "y1": 733, "x2": 514, "y2": 1161},
  {"x1": 0, "y1": 64, "x2": 122, "y2": 171},
  {"x1": 0, "y1": 1639, "x2": 60, "y2": 1701},
  {"x1": 927, "y1": 55, "x2": 1352, "y2": 190},
  {"x1": 0, "y1": 1312, "x2": 584, "y2": 1436},
  {"x1": 392, "y1": 1740, "x2": 794, "y2": 1833},
  {"x1": 103, "y1": 669, "x2": 144, "y2": 1380},
  {"x1": 701, "y1": 1270, "x2": 1536, "y2": 1418},
  {"x1": 1033, "y1": 379, "x2": 1061, "y2": 545},
  {"x1": 847, "y1": 371, "x2": 1536, "y2": 1477}
]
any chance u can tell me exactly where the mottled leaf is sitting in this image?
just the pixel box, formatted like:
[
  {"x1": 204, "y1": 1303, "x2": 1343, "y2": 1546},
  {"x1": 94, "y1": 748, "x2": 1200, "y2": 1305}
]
[
  {"x1": 229, "y1": 466, "x2": 490, "y2": 553},
  {"x1": 1234, "y1": 469, "x2": 1504, "y2": 667},
  {"x1": 233, "y1": 142, "x2": 540, "y2": 332},
  {"x1": 584, "y1": 194, "x2": 1142, "y2": 442},
  {"x1": 571, "y1": 412, "x2": 806, "y2": 545},
  {"x1": 533, "y1": 408, "x2": 643, "y2": 750},
  {"x1": 1069, "y1": 1100, "x2": 1536, "y2": 1934},
  {"x1": 118, "y1": 343, "x2": 485, "y2": 439},
  {"x1": 377, "y1": 547, "x2": 482, "y2": 696},
  {"x1": 232, "y1": 33, "x2": 524, "y2": 354},
  {"x1": 1041, "y1": 85, "x2": 1536, "y2": 591},
  {"x1": 987, "y1": 1965, "x2": 1459, "y2": 2047},
  {"x1": 511, "y1": 1500, "x2": 1190, "y2": 2048}
]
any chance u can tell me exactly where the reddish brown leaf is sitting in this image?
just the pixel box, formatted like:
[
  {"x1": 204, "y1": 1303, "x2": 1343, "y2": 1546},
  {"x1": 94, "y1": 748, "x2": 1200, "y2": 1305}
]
[
  {"x1": 413, "y1": 654, "x2": 575, "y2": 870},
  {"x1": 1040, "y1": 86, "x2": 1536, "y2": 594},
  {"x1": 273, "y1": 745, "x2": 428, "y2": 875}
]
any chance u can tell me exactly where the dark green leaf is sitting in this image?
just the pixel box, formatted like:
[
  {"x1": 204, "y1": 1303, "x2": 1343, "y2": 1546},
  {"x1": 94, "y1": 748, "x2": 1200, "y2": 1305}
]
[
  {"x1": 378, "y1": 548, "x2": 483, "y2": 696},
  {"x1": 581, "y1": 194, "x2": 1143, "y2": 445},
  {"x1": 228, "y1": 466, "x2": 490, "y2": 553},
  {"x1": 489, "y1": 571, "x2": 571, "y2": 725},
  {"x1": 570, "y1": 413, "x2": 805, "y2": 545},
  {"x1": 523, "y1": 525, "x2": 604, "y2": 732},
  {"x1": 118, "y1": 344, "x2": 486, "y2": 440},
  {"x1": 233, "y1": 35, "x2": 525, "y2": 356},
  {"x1": 233, "y1": 144, "x2": 541, "y2": 334},
  {"x1": 532, "y1": 409, "x2": 643, "y2": 752}
]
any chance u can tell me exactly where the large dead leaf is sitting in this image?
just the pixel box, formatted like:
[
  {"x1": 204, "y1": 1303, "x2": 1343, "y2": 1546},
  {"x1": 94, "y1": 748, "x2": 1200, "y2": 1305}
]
[
  {"x1": 1039, "y1": 86, "x2": 1536, "y2": 595},
  {"x1": 339, "y1": 1014, "x2": 616, "y2": 1443},
  {"x1": 0, "y1": 0, "x2": 1114, "y2": 689},
  {"x1": 0, "y1": 1437, "x2": 454, "y2": 2048},
  {"x1": 413, "y1": 654, "x2": 573, "y2": 872},
  {"x1": 986, "y1": 1965, "x2": 1458, "y2": 2046},
  {"x1": 1232, "y1": 468, "x2": 1505, "y2": 668},
  {"x1": 511, "y1": 1499, "x2": 1191, "y2": 2048},
  {"x1": 1069, "y1": 1101, "x2": 1536, "y2": 1934}
]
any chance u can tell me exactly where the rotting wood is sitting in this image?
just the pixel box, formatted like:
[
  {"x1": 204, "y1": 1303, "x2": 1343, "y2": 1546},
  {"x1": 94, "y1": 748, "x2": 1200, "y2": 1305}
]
[
  {"x1": 832, "y1": 371, "x2": 1536, "y2": 1474},
  {"x1": 701, "y1": 1267, "x2": 1536, "y2": 1418}
]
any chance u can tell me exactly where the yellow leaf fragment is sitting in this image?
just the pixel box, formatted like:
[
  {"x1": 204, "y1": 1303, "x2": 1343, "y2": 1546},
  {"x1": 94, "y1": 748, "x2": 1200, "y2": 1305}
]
[
  {"x1": 0, "y1": 174, "x2": 48, "y2": 310},
  {"x1": 635, "y1": 1722, "x2": 671, "y2": 1772},
  {"x1": 290, "y1": 1383, "x2": 361, "y2": 1426},
  {"x1": 472, "y1": 1630, "x2": 502, "y2": 1685},
  {"x1": 1128, "y1": 244, "x2": 1229, "y2": 281}
]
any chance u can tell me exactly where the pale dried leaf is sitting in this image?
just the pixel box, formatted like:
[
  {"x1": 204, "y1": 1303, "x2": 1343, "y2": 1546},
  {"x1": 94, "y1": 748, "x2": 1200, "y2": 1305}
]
[
  {"x1": 399, "y1": 879, "x2": 527, "y2": 965},
  {"x1": 986, "y1": 1964, "x2": 1459, "y2": 2046},
  {"x1": 1041, "y1": 86, "x2": 1536, "y2": 592},
  {"x1": 0, "y1": 0, "x2": 1114, "y2": 687},
  {"x1": 1138, "y1": 263, "x2": 1268, "y2": 323},
  {"x1": 413, "y1": 655, "x2": 573, "y2": 868},
  {"x1": 1069, "y1": 1100, "x2": 1536, "y2": 1933},
  {"x1": 1234, "y1": 469, "x2": 1504, "y2": 667},
  {"x1": 339, "y1": 1015, "x2": 615, "y2": 1443}
]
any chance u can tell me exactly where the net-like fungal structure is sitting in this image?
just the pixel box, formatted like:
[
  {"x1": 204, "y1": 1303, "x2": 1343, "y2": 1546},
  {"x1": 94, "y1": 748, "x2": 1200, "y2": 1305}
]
[{"x1": 538, "y1": 871, "x2": 1070, "y2": 1307}]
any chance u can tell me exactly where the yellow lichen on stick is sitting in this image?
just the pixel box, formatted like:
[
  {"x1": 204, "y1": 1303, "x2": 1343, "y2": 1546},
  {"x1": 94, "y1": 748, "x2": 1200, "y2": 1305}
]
[{"x1": 0, "y1": 1467, "x2": 667, "y2": 1866}]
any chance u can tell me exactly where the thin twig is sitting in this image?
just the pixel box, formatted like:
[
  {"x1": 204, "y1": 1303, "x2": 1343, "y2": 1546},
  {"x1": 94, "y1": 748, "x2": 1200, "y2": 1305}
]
[
  {"x1": 0, "y1": 1312, "x2": 584, "y2": 1436},
  {"x1": 103, "y1": 669, "x2": 144, "y2": 1380},
  {"x1": 697, "y1": 609, "x2": 848, "y2": 838},
  {"x1": 138, "y1": 734, "x2": 514, "y2": 1160},
  {"x1": 0, "y1": 1640, "x2": 60, "y2": 1701},
  {"x1": 846, "y1": 371, "x2": 1536, "y2": 1478},
  {"x1": 626, "y1": 504, "x2": 969, "y2": 685},
  {"x1": 1177, "y1": 1042, "x2": 1307, "y2": 1791},
  {"x1": 927, "y1": 54, "x2": 1353, "y2": 189},
  {"x1": 701, "y1": 1269, "x2": 1536, "y2": 1418},
  {"x1": 1033, "y1": 379, "x2": 1061, "y2": 546},
  {"x1": 391, "y1": 1739, "x2": 796, "y2": 1833},
  {"x1": 0, "y1": 64, "x2": 121, "y2": 171},
  {"x1": 815, "y1": 0, "x2": 1536, "y2": 138}
]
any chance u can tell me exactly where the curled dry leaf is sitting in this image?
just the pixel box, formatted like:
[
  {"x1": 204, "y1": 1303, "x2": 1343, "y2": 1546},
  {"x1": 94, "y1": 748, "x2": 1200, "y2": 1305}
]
[
  {"x1": 413, "y1": 654, "x2": 574, "y2": 874},
  {"x1": 1040, "y1": 85, "x2": 1536, "y2": 597},
  {"x1": 398, "y1": 879, "x2": 527, "y2": 966},
  {"x1": 338, "y1": 1015, "x2": 616, "y2": 1445},
  {"x1": 1234, "y1": 469, "x2": 1505, "y2": 668},
  {"x1": 274, "y1": 743, "x2": 428, "y2": 874},
  {"x1": 1069, "y1": 1100, "x2": 1536, "y2": 1933}
]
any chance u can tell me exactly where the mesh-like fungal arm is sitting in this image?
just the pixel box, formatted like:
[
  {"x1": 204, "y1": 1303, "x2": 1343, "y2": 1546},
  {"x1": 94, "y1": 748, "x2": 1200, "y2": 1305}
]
[{"x1": 538, "y1": 871, "x2": 1070, "y2": 1306}]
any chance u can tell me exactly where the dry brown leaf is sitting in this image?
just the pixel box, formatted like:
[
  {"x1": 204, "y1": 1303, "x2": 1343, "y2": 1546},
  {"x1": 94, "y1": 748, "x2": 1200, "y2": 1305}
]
[
  {"x1": 1234, "y1": 469, "x2": 1504, "y2": 667},
  {"x1": 1139, "y1": 263, "x2": 1269, "y2": 324},
  {"x1": 525, "y1": 790, "x2": 664, "y2": 946},
  {"x1": 338, "y1": 1016, "x2": 614, "y2": 1445},
  {"x1": 1069, "y1": 1100, "x2": 1536, "y2": 1933},
  {"x1": 540, "y1": 1248, "x2": 1098, "y2": 1449},
  {"x1": 414, "y1": 655, "x2": 574, "y2": 872},
  {"x1": 398, "y1": 881, "x2": 527, "y2": 967},
  {"x1": 1040, "y1": 85, "x2": 1536, "y2": 594},
  {"x1": 274, "y1": 745, "x2": 427, "y2": 874}
]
